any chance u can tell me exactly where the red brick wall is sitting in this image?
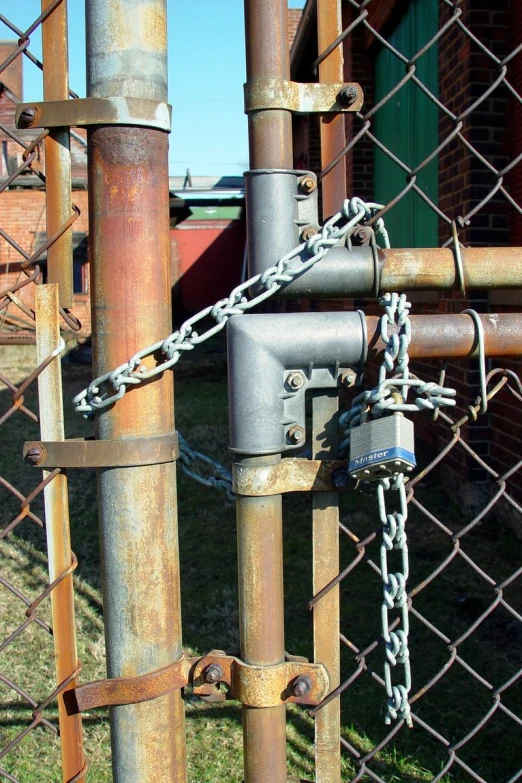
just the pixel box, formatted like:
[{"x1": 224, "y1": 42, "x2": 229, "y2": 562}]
[
  {"x1": 0, "y1": 189, "x2": 91, "y2": 337},
  {"x1": 288, "y1": 9, "x2": 303, "y2": 49}
]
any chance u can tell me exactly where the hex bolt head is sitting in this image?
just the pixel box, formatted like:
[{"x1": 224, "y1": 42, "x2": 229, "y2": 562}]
[
  {"x1": 18, "y1": 107, "x2": 37, "y2": 127},
  {"x1": 292, "y1": 675, "x2": 312, "y2": 698},
  {"x1": 337, "y1": 85, "x2": 358, "y2": 107},
  {"x1": 286, "y1": 371, "x2": 305, "y2": 391},
  {"x1": 288, "y1": 425, "x2": 305, "y2": 444},
  {"x1": 332, "y1": 469, "x2": 349, "y2": 489},
  {"x1": 300, "y1": 176, "x2": 316, "y2": 194},
  {"x1": 301, "y1": 226, "x2": 318, "y2": 242},
  {"x1": 25, "y1": 446, "x2": 44, "y2": 466},
  {"x1": 202, "y1": 663, "x2": 224, "y2": 684},
  {"x1": 352, "y1": 226, "x2": 372, "y2": 245}
]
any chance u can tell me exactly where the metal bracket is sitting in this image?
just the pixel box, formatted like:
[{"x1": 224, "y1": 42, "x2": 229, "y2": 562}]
[
  {"x1": 244, "y1": 79, "x2": 363, "y2": 114},
  {"x1": 233, "y1": 458, "x2": 357, "y2": 496},
  {"x1": 16, "y1": 97, "x2": 172, "y2": 132},
  {"x1": 66, "y1": 651, "x2": 328, "y2": 714},
  {"x1": 23, "y1": 432, "x2": 179, "y2": 468}
]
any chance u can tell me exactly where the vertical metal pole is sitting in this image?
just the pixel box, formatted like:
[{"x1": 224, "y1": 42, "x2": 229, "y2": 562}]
[
  {"x1": 312, "y1": 391, "x2": 341, "y2": 783},
  {"x1": 86, "y1": 3, "x2": 186, "y2": 782},
  {"x1": 240, "y1": 3, "x2": 291, "y2": 778},
  {"x1": 317, "y1": 0, "x2": 347, "y2": 219},
  {"x1": 41, "y1": 0, "x2": 73, "y2": 307},
  {"x1": 236, "y1": 455, "x2": 287, "y2": 783},
  {"x1": 244, "y1": 0, "x2": 293, "y2": 168},
  {"x1": 35, "y1": 284, "x2": 84, "y2": 782}
]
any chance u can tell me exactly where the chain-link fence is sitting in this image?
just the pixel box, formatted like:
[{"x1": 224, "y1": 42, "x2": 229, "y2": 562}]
[
  {"x1": 296, "y1": 1, "x2": 522, "y2": 780},
  {"x1": 0, "y1": 4, "x2": 87, "y2": 781}
]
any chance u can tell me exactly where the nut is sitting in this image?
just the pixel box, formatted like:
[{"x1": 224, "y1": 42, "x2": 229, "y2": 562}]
[
  {"x1": 299, "y1": 176, "x2": 316, "y2": 194},
  {"x1": 286, "y1": 371, "x2": 305, "y2": 391},
  {"x1": 339, "y1": 370, "x2": 357, "y2": 388},
  {"x1": 25, "y1": 446, "x2": 45, "y2": 465},
  {"x1": 18, "y1": 106, "x2": 37, "y2": 127},
  {"x1": 292, "y1": 675, "x2": 312, "y2": 698},
  {"x1": 287, "y1": 425, "x2": 305, "y2": 444},
  {"x1": 332, "y1": 469, "x2": 349, "y2": 489},
  {"x1": 202, "y1": 663, "x2": 224, "y2": 684},
  {"x1": 301, "y1": 226, "x2": 318, "y2": 242},
  {"x1": 337, "y1": 85, "x2": 358, "y2": 107},
  {"x1": 351, "y1": 226, "x2": 372, "y2": 246}
]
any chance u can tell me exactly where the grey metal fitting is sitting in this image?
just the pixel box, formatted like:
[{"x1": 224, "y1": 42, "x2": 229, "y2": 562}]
[
  {"x1": 228, "y1": 311, "x2": 367, "y2": 455},
  {"x1": 244, "y1": 169, "x2": 319, "y2": 284},
  {"x1": 286, "y1": 371, "x2": 305, "y2": 391}
]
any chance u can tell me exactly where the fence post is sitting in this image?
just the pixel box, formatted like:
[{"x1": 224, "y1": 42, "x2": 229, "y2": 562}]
[
  {"x1": 35, "y1": 284, "x2": 85, "y2": 782},
  {"x1": 239, "y1": 1, "x2": 294, "y2": 780},
  {"x1": 85, "y1": 2, "x2": 186, "y2": 781}
]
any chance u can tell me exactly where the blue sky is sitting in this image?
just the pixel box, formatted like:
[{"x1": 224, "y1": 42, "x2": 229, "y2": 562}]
[{"x1": 2, "y1": 1, "x2": 305, "y2": 176}]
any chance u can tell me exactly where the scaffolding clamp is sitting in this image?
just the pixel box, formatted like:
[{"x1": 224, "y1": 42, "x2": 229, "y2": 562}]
[
  {"x1": 16, "y1": 97, "x2": 172, "y2": 132},
  {"x1": 23, "y1": 432, "x2": 179, "y2": 469},
  {"x1": 244, "y1": 78, "x2": 363, "y2": 114},
  {"x1": 66, "y1": 651, "x2": 329, "y2": 713}
]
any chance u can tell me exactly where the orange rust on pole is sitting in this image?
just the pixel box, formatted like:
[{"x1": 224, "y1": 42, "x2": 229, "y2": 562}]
[
  {"x1": 87, "y1": 1, "x2": 186, "y2": 781},
  {"x1": 244, "y1": 0, "x2": 293, "y2": 168},
  {"x1": 366, "y1": 313, "x2": 522, "y2": 360},
  {"x1": 35, "y1": 285, "x2": 84, "y2": 783},
  {"x1": 41, "y1": 0, "x2": 73, "y2": 308},
  {"x1": 317, "y1": 0, "x2": 346, "y2": 219},
  {"x1": 236, "y1": 455, "x2": 287, "y2": 783},
  {"x1": 312, "y1": 391, "x2": 341, "y2": 783},
  {"x1": 380, "y1": 246, "x2": 522, "y2": 291}
]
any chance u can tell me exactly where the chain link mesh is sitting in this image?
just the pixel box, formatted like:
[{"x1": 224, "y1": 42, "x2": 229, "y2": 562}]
[
  {"x1": 305, "y1": 1, "x2": 522, "y2": 780},
  {"x1": 0, "y1": 5, "x2": 86, "y2": 781}
]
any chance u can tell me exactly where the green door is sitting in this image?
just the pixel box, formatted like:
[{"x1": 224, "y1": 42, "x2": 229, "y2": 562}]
[{"x1": 374, "y1": 0, "x2": 439, "y2": 247}]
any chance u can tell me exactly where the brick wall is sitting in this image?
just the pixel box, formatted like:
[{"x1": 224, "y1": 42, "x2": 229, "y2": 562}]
[
  {"x1": 0, "y1": 189, "x2": 91, "y2": 338},
  {"x1": 288, "y1": 9, "x2": 303, "y2": 49}
]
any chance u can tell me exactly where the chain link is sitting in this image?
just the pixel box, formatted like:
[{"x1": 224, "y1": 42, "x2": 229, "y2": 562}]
[
  {"x1": 339, "y1": 276, "x2": 456, "y2": 726},
  {"x1": 178, "y1": 434, "x2": 234, "y2": 502},
  {"x1": 378, "y1": 474, "x2": 412, "y2": 727},
  {"x1": 73, "y1": 198, "x2": 387, "y2": 418}
]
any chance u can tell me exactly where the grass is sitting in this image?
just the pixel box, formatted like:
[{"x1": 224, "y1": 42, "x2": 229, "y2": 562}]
[{"x1": 1, "y1": 337, "x2": 521, "y2": 782}]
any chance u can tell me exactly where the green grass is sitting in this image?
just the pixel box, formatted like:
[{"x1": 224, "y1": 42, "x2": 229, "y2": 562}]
[{"x1": 1, "y1": 340, "x2": 521, "y2": 782}]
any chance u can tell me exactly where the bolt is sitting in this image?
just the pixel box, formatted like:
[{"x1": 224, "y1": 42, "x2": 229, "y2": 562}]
[
  {"x1": 25, "y1": 446, "x2": 44, "y2": 465},
  {"x1": 337, "y1": 85, "x2": 359, "y2": 107},
  {"x1": 332, "y1": 469, "x2": 349, "y2": 489},
  {"x1": 288, "y1": 425, "x2": 305, "y2": 444},
  {"x1": 18, "y1": 106, "x2": 37, "y2": 127},
  {"x1": 300, "y1": 176, "x2": 316, "y2": 194},
  {"x1": 352, "y1": 226, "x2": 372, "y2": 246},
  {"x1": 301, "y1": 226, "x2": 318, "y2": 242},
  {"x1": 292, "y1": 675, "x2": 312, "y2": 698},
  {"x1": 286, "y1": 371, "x2": 305, "y2": 391},
  {"x1": 202, "y1": 663, "x2": 224, "y2": 684},
  {"x1": 340, "y1": 370, "x2": 357, "y2": 388}
]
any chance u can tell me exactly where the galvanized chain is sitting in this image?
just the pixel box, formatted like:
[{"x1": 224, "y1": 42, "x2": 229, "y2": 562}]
[
  {"x1": 378, "y1": 474, "x2": 412, "y2": 727},
  {"x1": 73, "y1": 198, "x2": 388, "y2": 418},
  {"x1": 338, "y1": 253, "x2": 456, "y2": 726},
  {"x1": 178, "y1": 434, "x2": 234, "y2": 502}
]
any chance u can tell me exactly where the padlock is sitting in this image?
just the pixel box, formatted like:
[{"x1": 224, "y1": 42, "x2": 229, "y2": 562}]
[{"x1": 348, "y1": 413, "x2": 416, "y2": 481}]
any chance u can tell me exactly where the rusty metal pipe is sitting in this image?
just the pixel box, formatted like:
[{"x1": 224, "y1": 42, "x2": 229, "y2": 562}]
[
  {"x1": 366, "y1": 313, "x2": 522, "y2": 360},
  {"x1": 86, "y1": 2, "x2": 186, "y2": 781},
  {"x1": 380, "y1": 246, "x2": 522, "y2": 291},
  {"x1": 41, "y1": 0, "x2": 73, "y2": 308},
  {"x1": 317, "y1": 0, "x2": 346, "y2": 219},
  {"x1": 35, "y1": 285, "x2": 84, "y2": 783},
  {"x1": 244, "y1": 0, "x2": 293, "y2": 168},
  {"x1": 312, "y1": 391, "x2": 341, "y2": 783},
  {"x1": 236, "y1": 455, "x2": 287, "y2": 783}
]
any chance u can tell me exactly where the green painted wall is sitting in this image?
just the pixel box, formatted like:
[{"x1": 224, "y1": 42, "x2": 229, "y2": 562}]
[{"x1": 374, "y1": 0, "x2": 439, "y2": 247}]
